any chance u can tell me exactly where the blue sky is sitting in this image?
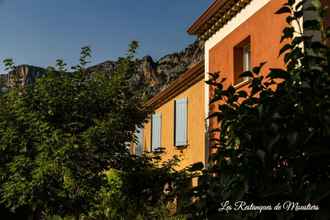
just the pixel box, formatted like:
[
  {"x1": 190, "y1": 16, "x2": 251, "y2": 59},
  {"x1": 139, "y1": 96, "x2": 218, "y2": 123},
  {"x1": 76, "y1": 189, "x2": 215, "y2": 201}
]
[{"x1": 0, "y1": 0, "x2": 212, "y2": 73}]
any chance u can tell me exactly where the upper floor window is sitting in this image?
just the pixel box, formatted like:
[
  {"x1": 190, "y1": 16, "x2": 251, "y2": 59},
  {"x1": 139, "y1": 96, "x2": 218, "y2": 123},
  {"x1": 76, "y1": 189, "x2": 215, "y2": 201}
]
[
  {"x1": 174, "y1": 98, "x2": 188, "y2": 147},
  {"x1": 151, "y1": 113, "x2": 161, "y2": 151},
  {"x1": 234, "y1": 37, "x2": 251, "y2": 85}
]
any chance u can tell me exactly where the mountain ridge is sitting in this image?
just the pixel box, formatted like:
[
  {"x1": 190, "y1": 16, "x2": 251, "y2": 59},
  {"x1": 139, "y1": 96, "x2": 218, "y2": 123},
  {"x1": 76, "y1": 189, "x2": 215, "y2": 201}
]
[{"x1": 1, "y1": 41, "x2": 204, "y2": 96}]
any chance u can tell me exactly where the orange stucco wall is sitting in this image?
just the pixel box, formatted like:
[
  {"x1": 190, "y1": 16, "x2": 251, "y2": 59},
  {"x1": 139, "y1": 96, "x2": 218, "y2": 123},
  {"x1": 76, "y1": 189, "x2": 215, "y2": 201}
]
[
  {"x1": 207, "y1": 0, "x2": 287, "y2": 148},
  {"x1": 209, "y1": 0, "x2": 287, "y2": 88},
  {"x1": 208, "y1": 0, "x2": 330, "y2": 83},
  {"x1": 142, "y1": 79, "x2": 206, "y2": 169},
  {"x1": 207, "y1": 0, "x2": 329, "y2": 119}
]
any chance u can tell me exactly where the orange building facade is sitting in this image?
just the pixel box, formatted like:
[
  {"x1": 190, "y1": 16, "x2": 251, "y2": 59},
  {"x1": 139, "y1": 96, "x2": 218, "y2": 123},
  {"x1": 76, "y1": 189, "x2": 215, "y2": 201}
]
[
  {"x1": 133, "y1": 63, "x2": 207, "y2": 169},
  {"x1": 133, "y1": 0, "x2": 330, "y2": 168}
]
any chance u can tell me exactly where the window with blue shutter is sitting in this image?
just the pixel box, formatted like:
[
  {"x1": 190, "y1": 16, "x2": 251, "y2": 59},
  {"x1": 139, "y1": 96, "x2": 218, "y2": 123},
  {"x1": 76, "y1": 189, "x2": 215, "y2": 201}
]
[
  {"x1": 175, "y1": 98, "x2": 188, "y2": 146},
  {"x1": 151, "y1": 113, "x2": 161, "y2": 151},
  {"x1": 135, "y1": 127, "x2": 143, "y2": 156}
]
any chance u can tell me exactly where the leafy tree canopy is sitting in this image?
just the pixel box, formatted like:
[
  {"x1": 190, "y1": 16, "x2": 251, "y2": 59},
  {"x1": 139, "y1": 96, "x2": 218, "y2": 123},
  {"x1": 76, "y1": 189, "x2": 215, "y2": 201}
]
[{"x1": 0, "y1": 43, "x2": 148, "y2": 219}]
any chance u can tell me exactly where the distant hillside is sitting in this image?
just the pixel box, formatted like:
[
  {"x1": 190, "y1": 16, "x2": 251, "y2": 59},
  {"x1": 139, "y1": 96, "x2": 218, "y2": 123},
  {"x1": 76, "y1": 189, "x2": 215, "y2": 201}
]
[{"x1": 1, "y1": 41, "x2": 204, "y2": 96}]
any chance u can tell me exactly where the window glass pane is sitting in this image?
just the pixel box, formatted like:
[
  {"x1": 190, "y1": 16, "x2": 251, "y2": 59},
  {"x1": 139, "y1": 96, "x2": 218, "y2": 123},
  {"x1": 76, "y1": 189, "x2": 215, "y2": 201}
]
[{"x1": 243, "y1": 44, "x2": 251, "y2": 72}]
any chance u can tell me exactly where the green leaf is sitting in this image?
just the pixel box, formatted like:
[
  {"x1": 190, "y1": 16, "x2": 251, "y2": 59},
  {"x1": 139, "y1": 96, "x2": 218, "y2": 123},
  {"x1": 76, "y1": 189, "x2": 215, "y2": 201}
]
[
  {"x1": 275, "y1": 6, "x2": 291, "y2": 14},
  {"x1": 294, "y1": 10, "x2": 303, "y2": 19},
  {"x1": 286, "y1": 0, "x2": 296, "y2": 7},
  {"x1": 237, "y1": 91, "x2": 247, "y2": 98},
  {"x1": 291, "y1": 36, "x2": 303, "y2": 47},
  {"x1": 281, "y1": 27, "x2": 295, "y2": 42},
  {"x1": 239, "y1": 71, "x2": 253, "y2": 78},
  {"x1": 3, "y1": 58, "x2": 15, "y2": 71},
  {"x1": 268, "y1": 68, "x2": 290, "y2": 79},
  {"x1": 252, "y1": 62, "x2": 267, "y2": 75},
  {"x1": 279, "y1": 44, "x2": 292, "y2": 56},
  {"x1": 286, "y1": 16, "x2": 295, "y2": 24},
  {"x1": 187, "y1": 162, "x2": 204, "y2": 172},
  {"x1": 294, "y1": 1, "x2": 304, "y2": 11}
]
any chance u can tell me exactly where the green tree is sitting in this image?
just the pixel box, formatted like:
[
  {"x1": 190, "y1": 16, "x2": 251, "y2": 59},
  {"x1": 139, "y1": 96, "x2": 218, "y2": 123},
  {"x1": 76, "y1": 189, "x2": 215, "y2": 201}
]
[
  {"x1": 0, "y1": 44, "x2": 148, "y2": 219},
  {"x1": 86, "y1": 155, "x2": 190, "y2": 220},
  {"x1": 184, "y1": 1, "x2": 330, "y2": 219}
]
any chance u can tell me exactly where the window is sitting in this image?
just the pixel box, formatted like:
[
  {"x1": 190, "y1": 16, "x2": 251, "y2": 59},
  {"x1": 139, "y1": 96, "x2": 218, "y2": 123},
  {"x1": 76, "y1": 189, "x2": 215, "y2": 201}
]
[
  {"x1": 135, "y1": 127, "x2": 143, "y2": 156},
  {"x1": 234, "y1": 37, "x2": 251, "y2": 85},
  {"x1": 174, "y1": 98, "x2": 188, "y2": 147},
  {"x1": 151, "y1": 113, "x2": 161, "y2": 151}
]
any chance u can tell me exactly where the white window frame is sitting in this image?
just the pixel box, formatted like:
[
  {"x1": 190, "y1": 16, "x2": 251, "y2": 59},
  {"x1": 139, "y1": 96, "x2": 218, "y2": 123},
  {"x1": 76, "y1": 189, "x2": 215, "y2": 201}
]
[{"x1": 234, "y1": 40, "x2": 252, "y2": 87}]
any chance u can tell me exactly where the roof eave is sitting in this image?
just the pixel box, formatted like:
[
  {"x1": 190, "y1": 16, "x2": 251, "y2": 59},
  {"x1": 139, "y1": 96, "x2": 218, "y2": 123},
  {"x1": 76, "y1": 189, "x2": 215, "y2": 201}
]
[{"x1": 187, "y1": 0, "x2": 228, "y2": 35}]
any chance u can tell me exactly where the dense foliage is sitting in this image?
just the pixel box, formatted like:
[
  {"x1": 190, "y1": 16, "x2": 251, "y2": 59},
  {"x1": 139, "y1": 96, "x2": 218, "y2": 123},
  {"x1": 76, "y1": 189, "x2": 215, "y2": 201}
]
[
  {"x1": 0, "y1": 43, "x2": 153, "y2": 219},
  {"x1": 86, "y1": 155, "x2": 190, "y2": 220},
  {"x1": 183, "y1": 0, "x2": 330, "y2": 219}
]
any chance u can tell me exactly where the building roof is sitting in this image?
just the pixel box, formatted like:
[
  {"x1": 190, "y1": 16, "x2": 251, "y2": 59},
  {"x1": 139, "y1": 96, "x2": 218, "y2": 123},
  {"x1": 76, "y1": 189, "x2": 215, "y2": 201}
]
[
  {"x1": 187, "y1": 0, "x2": 252, "y2": 40},
  {"x1": 145, "y1": 62, "x2": 204, "y2": 109}
]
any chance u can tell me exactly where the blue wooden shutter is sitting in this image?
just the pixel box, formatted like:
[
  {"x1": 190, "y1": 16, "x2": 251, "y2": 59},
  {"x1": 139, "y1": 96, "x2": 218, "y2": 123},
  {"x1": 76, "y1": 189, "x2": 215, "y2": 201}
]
[
  {"x1": 175, "y1": 98, "x2": 188, "y2": 146},
  {"x1": 151, "y1": 113, "x2": 161, "y2": 151},
  {"x1": 135, "y1": 127, "x2": 143, "y2": 156}
]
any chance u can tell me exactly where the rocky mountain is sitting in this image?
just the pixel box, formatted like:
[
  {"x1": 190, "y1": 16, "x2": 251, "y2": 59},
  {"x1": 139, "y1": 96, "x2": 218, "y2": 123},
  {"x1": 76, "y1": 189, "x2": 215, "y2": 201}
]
[
  {"x1": 1, "y1": 40, "x2": 204, "y2": 96},
  {"x1": 8, "y1": 65, "x2": 47, "y2": 87},
  {"x1": 87, "y1": 40, "x2": 204, "y2": 95},
  {"x1": 0, "y1": 65, "x2": 47, "y2": 92}
]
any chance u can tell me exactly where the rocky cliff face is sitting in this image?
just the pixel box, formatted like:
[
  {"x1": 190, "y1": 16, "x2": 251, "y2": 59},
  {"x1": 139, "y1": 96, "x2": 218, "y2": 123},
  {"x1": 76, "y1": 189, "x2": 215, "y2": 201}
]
[
  {"x1": 2, "y1": 41, "x2": 204, "y2": 96},
  {"x1": 88, "y1": 40, "x2": 204, "y2": 95},
  {"x1": 8, "y1": 65, "x2": 47, "y2": 87}
]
